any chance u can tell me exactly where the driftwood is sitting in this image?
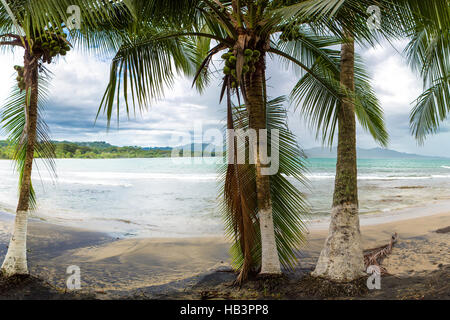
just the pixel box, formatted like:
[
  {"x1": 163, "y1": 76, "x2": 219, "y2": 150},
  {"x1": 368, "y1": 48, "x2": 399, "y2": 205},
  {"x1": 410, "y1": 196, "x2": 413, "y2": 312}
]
[
  {"x1": 363, "y1": 233, "x2": 398, "y2": 274},
  {"x1": 435, "y1": 226, "x2": 450, "y2": 234}
]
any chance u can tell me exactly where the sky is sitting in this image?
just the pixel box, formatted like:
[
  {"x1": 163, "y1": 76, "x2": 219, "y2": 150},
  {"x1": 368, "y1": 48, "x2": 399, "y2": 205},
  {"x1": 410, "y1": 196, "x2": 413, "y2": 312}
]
[{"x1": 1, "y1": 39, "x2": 449, "y2": 157}]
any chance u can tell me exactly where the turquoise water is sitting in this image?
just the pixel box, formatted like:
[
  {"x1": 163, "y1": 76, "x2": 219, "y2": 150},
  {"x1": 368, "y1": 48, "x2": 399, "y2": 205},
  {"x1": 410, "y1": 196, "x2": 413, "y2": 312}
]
[
  {"x1": 0, "y1": 157, "x2": 449, "y2": 237},
  {"x1": 305, "y1": 158, "x2": 450, "y2": 215}
]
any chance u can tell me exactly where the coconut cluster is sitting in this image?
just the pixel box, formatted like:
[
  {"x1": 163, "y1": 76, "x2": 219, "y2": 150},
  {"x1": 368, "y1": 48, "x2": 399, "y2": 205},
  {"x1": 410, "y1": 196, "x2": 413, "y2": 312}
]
[
  {"x1": 14, "y1": 65, "x2": 25, "y2": 91},
  {"x1": 221, "y1": 49, "x2": 261, "y2": 88},
  {"x1": 32, "y1": 28, "x2": 71, "y2": 64},
  {"x1": 280, "y1": 29, "x2": 301, "y2": 41}
]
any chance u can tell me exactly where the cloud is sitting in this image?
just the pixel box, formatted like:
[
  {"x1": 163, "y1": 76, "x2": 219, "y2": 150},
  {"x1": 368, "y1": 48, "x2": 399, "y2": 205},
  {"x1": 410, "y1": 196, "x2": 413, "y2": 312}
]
[{"x1": 0, "y1": 41, "x2": 449, "y2": 157}]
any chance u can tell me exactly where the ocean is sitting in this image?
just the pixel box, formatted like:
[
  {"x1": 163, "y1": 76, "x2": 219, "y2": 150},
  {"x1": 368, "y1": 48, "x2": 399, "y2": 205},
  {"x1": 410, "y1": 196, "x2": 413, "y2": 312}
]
[{"x1": 0, "y1": 157, "x2": 449, "y2": 238}]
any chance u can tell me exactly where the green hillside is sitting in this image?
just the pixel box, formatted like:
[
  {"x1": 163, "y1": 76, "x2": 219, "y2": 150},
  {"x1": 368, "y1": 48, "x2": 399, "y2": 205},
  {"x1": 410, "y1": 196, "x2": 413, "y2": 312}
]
[{"x1": 0, "y1": 141, "x2": 173, "y2": 159}]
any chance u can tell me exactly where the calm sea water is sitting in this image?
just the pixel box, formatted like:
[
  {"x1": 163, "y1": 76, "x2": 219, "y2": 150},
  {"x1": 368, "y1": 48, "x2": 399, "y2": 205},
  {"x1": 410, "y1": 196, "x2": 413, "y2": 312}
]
[{"x1": 0, "y1": 157, "x2": 449, "y2": 237}]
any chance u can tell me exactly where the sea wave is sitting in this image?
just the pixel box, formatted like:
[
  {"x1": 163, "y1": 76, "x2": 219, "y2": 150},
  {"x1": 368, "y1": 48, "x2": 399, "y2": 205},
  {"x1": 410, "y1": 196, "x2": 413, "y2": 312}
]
[
  {"x1": 306, "y1": 174, "x2": 450, "y2": 181},
  {"x1": 46, "y1": 178, "x2": 134, "y2": 187},
  {"x1": 74, "y1": 172, "x2": 217, "y2": 181},
  {"x1": 37, "y1": 172, "x2": 218, "y2": 185}
]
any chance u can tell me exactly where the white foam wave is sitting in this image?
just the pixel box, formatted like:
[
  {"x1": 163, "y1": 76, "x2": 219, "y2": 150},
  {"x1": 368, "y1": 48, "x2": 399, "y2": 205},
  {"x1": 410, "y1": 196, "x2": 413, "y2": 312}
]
[
  {"x1": 34, "y1": 172, "x2": 218, "y2": 186},
  {"x1": 69, "y1": 172, "x2": 218, "y2": 181},
  {"x1": 307, "y1": 174, "x2": 450, "y2": 181}
]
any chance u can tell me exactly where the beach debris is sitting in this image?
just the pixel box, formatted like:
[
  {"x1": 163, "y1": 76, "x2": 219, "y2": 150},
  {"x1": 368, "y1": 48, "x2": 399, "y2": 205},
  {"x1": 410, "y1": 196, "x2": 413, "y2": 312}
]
[
  {"x1": 435, "y1": 226, "x2": 450, "y2": 234},
  {"x1": 364, "y1": 233, "x2": 398, "y2": 274},
  {"x1": 200, "y1": 290, "x2": 219, "y2": 299}
]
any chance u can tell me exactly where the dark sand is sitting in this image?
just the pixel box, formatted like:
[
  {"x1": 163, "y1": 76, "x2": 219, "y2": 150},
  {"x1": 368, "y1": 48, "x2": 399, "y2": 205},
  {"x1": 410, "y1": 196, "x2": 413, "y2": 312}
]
[{"x1": 0, "y1": 209, "x2": 448, "y2": 299}]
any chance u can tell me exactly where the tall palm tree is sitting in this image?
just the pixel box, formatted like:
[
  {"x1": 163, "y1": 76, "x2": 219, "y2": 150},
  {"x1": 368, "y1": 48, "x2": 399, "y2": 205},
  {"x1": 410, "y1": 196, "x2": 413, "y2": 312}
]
[
  {"x1": 0, "y1": 0, "x2": 126, "y2": 276},
  {"x1": 282, "y1": 0, "x2": 448, "y2": 282},
  {"x1": 0, "y1": 8, "x2": 64, "y2": 276},
  {"x1": 281, "y1": 0, "x2": 393, "y2": 281},
  {"x1": 96, "y1": 0, "x2": 384, "y2": 281}
]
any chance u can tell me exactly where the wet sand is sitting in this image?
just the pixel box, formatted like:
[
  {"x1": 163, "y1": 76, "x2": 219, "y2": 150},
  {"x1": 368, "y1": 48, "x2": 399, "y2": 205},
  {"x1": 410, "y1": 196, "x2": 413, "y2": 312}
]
[{"x1": 0, "y1": 205, "x2": 449, "y2": 299}]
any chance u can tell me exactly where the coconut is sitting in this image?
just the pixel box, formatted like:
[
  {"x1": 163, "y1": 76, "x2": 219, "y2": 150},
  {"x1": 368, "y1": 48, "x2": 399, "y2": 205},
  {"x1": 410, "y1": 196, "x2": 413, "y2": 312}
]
[
  {"x1": 244, "y1": 49, "x2": 253, "y2": 57},
  {"x1": 223, "y1": 66, "x2": 231, "y2": 75}
]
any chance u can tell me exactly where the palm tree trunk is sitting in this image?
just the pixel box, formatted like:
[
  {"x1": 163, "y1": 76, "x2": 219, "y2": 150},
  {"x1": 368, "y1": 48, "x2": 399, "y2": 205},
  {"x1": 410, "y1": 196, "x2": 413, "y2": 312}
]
[
  {"x1": 1, "y1": 52, "x2": 39, "y2": 277},
  {"x1": 312, "y1": 33, "x2": 365, "y2": 281},
  {"x1": 245, "y1": 54, "x2": 281, "y2": 276}
]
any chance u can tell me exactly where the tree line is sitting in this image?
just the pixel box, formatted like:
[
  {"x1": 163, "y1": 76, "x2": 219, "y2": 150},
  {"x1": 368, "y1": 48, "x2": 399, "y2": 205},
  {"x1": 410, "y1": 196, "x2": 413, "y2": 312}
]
[{"x1": 0, "y1": 140, "x2": 174, "y2": 159}]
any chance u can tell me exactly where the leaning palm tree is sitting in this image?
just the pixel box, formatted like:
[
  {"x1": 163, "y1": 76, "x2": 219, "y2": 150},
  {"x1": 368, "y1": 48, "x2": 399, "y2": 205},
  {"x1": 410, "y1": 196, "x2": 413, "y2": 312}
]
[
  {"x1": 0, "y1": 0, "x2": 127, "y2": 276},
  {"x1": 96, "y1": 0, "x2": 385, "y2": 282}
]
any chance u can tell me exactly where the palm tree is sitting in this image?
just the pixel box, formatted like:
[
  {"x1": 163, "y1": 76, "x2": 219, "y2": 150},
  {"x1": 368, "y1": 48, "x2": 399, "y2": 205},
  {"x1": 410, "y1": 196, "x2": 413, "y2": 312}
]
[
  {"x1": 282, "y1": 0, "x2": 448, "y2": 282},
  {"x1": 98, "y1": 0, "x2": 313, "y2": 279},
  {"x1": 297, "y1": 32, "x2": 387, "y2": 282},
  {"x1": 280, "y1": 0, "x2": 393, "y2": 281},
  {"x1": 96, "y1": 0, "x2": 384, "y2": 281},
  {"x1": 0, "y1": 0, "x2": 125, "y2": 277},
  {"x1": 0, "y1": 10, "x2": 65, "y2": 277}
]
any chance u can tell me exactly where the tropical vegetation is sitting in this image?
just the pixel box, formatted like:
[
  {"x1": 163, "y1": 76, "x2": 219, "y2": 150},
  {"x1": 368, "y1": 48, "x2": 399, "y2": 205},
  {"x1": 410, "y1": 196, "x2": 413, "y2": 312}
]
[
  {"x1": 0, "y1": 0, "x2": 448, "y2": 291},
  {"x1": 0, "y1": 141, "x2": 174, "y2": 159}
]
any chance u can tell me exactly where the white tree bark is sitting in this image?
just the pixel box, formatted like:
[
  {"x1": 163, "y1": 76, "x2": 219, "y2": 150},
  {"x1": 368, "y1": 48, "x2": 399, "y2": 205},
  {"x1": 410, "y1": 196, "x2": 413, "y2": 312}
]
[
  {"x1": 312, "y1": 203, "x2": 365, "y2": 281},
  {"x1": 259, "y1": 208, "x2": 281, "y2": 275},
  {"x1": 1, "y1": 210, "x2": 29, "y2": 276}
]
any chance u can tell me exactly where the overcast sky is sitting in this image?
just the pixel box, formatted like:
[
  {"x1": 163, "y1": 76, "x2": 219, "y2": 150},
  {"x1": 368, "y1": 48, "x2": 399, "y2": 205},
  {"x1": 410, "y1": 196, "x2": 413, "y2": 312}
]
[{"x1": 1, "y1": 39, "x2": 449, "y2": 157}]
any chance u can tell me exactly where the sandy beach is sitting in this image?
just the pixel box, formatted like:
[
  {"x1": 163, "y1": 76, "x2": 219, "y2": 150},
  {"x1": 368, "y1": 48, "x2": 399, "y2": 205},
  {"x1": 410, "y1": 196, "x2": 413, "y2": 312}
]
[{"x1": 0, "y1": 204, "x2": 449, "y2": 299}]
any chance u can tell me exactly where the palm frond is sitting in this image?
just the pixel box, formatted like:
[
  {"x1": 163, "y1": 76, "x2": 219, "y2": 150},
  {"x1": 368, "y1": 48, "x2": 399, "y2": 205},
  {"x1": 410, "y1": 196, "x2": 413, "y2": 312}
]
[
  {"x1": 291, "y1": 50, "x2": 388, "y2": 147},
  {"x1": 410, "y1": 76, "x2": 450, "y2": 144},
  {"x1": 97, "y1": 28, "x2": 196, "y2": 127},
  {"x1": 220, "y1": 96, "x2": 310, "y2": 271},
  {"x1": 405, "y1": 0, "x2": 449, "y2": 142},
  {"x1": 1, "y1": 70, "x2": 56, "y2": 209},
  {"x1": 276, "y1": 0, "x2": 419, "y2": 45}
]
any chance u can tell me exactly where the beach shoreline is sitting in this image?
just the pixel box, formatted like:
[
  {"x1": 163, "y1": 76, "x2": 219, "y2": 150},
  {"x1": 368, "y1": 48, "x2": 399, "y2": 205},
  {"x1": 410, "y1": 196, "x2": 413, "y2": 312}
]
[
  {"x1": 2, "y1": 196, "x2": 450, "y2": 238},
  {"x1": 0, "y1": 202, "x2": 449, "y2": 299}
]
